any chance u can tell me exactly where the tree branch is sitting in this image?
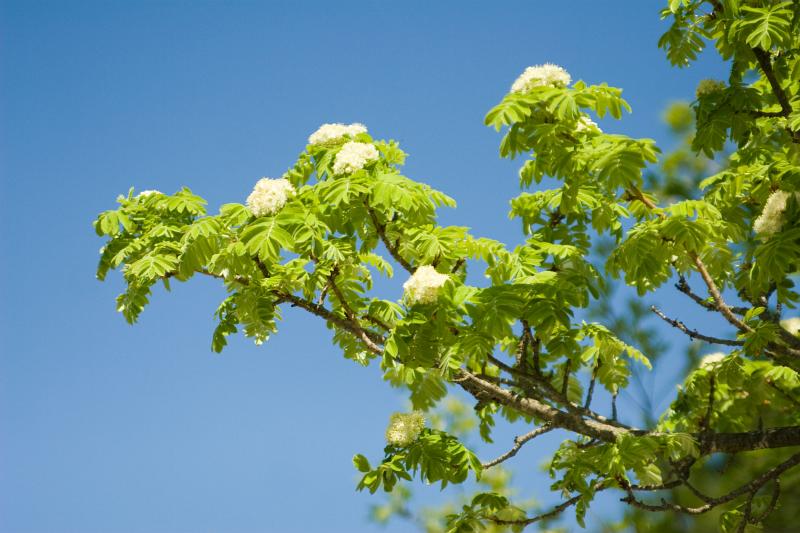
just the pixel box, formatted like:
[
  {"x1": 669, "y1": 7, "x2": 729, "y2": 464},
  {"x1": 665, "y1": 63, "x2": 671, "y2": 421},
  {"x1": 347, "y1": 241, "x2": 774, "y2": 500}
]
[
  {"x1": 481, "y1": 424, "x2": 554, "y2": 468},
  {"x1": 650, "y1": 305, "x2": 744, "y2": 346},
  {"x1": 689, "y1": 253, "x2": 752, "y2": 333},
  {"x1": 327, "y1": 269, "x2": 385, "y2": 354},
  {"x1": 364, "y1": 200, "x2": 414, "y2": 274},
  {"x1": 278, "y1": 292, "x2": 384, "y2": 353},
  {"x1": 675, "y1": 276, "x2": 748, "y2": 315},
  {"x1": 751, "y1": 47, "x2": 792, "y2": 117},
  {"x1": 621, "y1": 452, "x2": 800, "y2": 515},
  {"x1": 488, "y1": 482, "x2": 606, "y2": 526}
]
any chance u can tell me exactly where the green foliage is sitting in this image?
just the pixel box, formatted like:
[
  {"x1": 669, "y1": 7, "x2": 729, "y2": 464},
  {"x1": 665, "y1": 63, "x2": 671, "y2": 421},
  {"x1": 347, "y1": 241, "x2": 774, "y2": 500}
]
[
  {"x1": 94, "y1": 1, "x2": 800, "y2": 531},
  {"x1": 356, "y1": 429, "x2": 482, "y2": 493}
]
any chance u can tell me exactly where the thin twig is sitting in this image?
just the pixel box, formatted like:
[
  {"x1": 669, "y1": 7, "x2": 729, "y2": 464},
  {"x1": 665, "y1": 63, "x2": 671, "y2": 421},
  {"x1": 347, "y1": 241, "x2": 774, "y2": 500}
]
[
  {"x1": 621, "y1": 452, "x2": 800, "y2": 515},
  {"x1": 364, "y1": 199, "x2": 414, "y2": 274},
  {"x1": 561, "y1": 359, "x2": 572, "y2": 397},
  {"x1": 585, "y1": 361, "x2": 599, "y2": 409},
  {"x1": 328, "y1": 270, "x2": 384, "y2": 354},
  {"x1": 675, "y1": 276, "x2": 748, "y2": 315},
  {"x1": 488, "y1": 481, "x2": 607, "y2": 526},
  {"x1": 690, "y1": 253, "x2": 752, "y2": 333},
  {"x1": 650, "y1": 306, "x2": 743, "y2": 346},
  {"x1": 481, "y1": 424, "x2": 554, "y2": 468}
]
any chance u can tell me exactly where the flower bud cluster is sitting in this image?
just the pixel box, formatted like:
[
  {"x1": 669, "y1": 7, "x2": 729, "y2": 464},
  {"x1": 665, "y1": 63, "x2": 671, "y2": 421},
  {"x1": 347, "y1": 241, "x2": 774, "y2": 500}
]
[
  {"x1": 695, "y1": 79, "x2": 725, "y2": 98},
  {"x1": 246, "y1": 177, "x2": 295, "y2": 217},
  {"x1": 385, "y1": 411, "x2": 425, "y2": 447},
  {"x1": 699, "y1": 352, "x2": 726, "y2": 370},
  {"x1": 308, "y1": 123, "x2": 367, "y2": 145},
  {"x1": 402, "y1": 265, "x2": 449, "y2": 304},
  {"x1": 753, "y1": 190, "x2": 799, "y2": 236},
  {"x1": 332, "y1": 141, "x2": 379, "y2": 175},
  {"x1": 576, "y1": 116, "x2": 601, "y2": 133},
  {"x1": 781, "y1": 317, "x2": 800, "y2": 336},
  {"x1": 510, "y1": 63, "x2": 571, "y2": 93}
]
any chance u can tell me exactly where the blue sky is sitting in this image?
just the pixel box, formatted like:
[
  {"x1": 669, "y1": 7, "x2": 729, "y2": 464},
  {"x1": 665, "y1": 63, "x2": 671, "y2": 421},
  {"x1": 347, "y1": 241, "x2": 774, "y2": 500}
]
[{"x1": 1, "y1": 1, "x2": 730, "y2": 532}]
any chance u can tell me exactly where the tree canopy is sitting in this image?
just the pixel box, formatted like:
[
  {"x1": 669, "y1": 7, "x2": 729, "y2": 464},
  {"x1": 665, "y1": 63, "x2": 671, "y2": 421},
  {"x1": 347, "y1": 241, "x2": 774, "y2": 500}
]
[{"x1": 95, "y1": 1, "x2": 800, "y2": 531}]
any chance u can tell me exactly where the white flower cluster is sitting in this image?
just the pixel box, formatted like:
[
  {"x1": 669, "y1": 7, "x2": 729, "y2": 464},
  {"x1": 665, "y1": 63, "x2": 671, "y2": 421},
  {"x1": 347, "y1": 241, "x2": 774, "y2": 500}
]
[
  {"x1": 753, "y1": 190, "x2": 799, "y2": 236},
  {"x1": 696, "y1": 79, "x2": 726, "y2": 98},
  {"x1": 332, "y1": 141, "x2": 379, "y2": 174},
  {"x1": 137, "y1": 189, "x2": 162, "y2": 197},
  {"x1": 510, "y1": 63, "x2": 571, "y2": 93},
  {"x1": 576, "y1": 116, "x2": 601, "y2": 133},
  {"x1": 781, "y1": 317, "x2": 800, "y2": 336},
  {"x1": 402, "y1": 265, "x2": 449, "y2": 305},
  {"x1": 699, "y1": 352, "x2": 726, "y2": 370},
  {"x1": 246, "y1": 177, "x2": 295, "y2": 217},
  {"x1": 385, "y1": 411, "x2": 425, "y2": 447},
  {"x1": 308, "y1": 122, "x2": 367, "y2": 145}
]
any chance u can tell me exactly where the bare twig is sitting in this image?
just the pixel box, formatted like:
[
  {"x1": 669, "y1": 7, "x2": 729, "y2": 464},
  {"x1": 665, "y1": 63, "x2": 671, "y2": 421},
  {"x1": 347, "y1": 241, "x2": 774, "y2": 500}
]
[
  {"x1": 651, "y1": 305, "x2": 743, "y2": 346},
  {"x1": 279, "y1": 292, "x2": 384, "y2": 353},
  {"x1": 689, "y1": 253, "x2": 752, "y2": 333},
  {"x1": 675, "y1": 276, "x2": 748, "y2": 315},
  {"x1": 482, "y1": 424, "x2": 554, "y2": 468},
  {"x1": 584, "y1": 361, "x2": 599, "y2": 409}
]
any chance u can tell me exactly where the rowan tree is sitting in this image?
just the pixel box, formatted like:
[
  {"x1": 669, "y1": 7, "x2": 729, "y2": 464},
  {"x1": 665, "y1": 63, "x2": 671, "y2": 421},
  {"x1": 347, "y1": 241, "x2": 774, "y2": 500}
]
[{"x1": 95, "y1": 1, "x2": 800, "y2": 531}]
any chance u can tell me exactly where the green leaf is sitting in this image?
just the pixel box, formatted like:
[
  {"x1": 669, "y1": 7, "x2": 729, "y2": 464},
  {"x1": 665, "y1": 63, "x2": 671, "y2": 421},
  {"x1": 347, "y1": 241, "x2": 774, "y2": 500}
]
[
  {"x1": 240, "y1": 217, "x2": 293, "y2": 262},
  {"x1": 738, "y1": 3, "x2": 794, "y2": 50},
  {"x1": 164, "y1": 187, "x2": 207, "y2": 215},
  {"x1": 353, "y1": 454, "x2": 372, "y2": 473}
]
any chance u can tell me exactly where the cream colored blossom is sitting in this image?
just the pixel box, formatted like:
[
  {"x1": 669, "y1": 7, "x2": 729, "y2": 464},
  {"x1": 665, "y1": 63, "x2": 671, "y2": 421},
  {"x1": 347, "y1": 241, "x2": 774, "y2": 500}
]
[
  {"x1": 781, "y1": 317, "x2": 800, "y2": 336},
  {"x1": 576, "y1": 116, "x2": 601, "y2": 133},
  {"x1": 700, "y1": 352, "x2": 726, "y2": 370},
  {"x1": 137, "y1": 189, "x2": 162, "y2": 197},
  {"x1": 695, "y1": 79, "x2": 726, "y2": 98},
  {"x1": 403, "y1": 265, "x2": 449, "y2": 305},
  {"x1": 332, "y1": 141, "x2": 379, "y2": 174},
  {"x1": 385, "y1": 411, "x2": 425, "y2": 447},
  {"x1": 753, "y1": 190, "x2": 799, "y2": 236},
  {"x1": 308, "y1": 122, "x2": 367, "y2": 145},
  {"x1": 510, "y1": 63, "x2": 571, "y2": 93},
  {"x1": 246, "y1": 177, "x2": 295, "y2": 217}
]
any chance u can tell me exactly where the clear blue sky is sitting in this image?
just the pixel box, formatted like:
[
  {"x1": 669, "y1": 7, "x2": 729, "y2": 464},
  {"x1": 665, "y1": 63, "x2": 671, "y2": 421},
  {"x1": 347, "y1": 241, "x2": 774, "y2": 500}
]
[{"x1": 1, "y1": 1, "x2": 730, "y2": 532}]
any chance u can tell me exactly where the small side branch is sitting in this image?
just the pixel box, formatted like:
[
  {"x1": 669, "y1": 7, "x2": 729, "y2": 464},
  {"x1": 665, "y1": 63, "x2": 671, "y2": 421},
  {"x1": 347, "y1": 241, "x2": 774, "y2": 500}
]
[
  {"x1": 650, "y1": 306, "x2": 743, "y2": 346},
  {"x1": 752, "y1": 47, "x2": 792, "y2": 117},
  {"x1": 675, "y1": 276, "x2": 748, "y2": 315},
  {"x1": 364, "y1": 200, "x2": 414, "y2": 274},
  {"x1": 621, "y1": 452, "x2": 800, "y2": 516},
  {"x1": 689, "y1": 253, "x2": 752, "y2": 333},
  {"x1": 327, "y1": 271, "x2": 385, "y2": 354},
  {"x1": 279, "y1": 292, "x2": 384, "y2": 353},
  {"x1": 482, "y1": 424, "x2": 554, "y2": 468},
  {"x1": 584, "y1": 361, "x2": 601, "y2": 410},
  {"x1": 488, "y1": 483, "x2": 606, "y2": 527}
]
